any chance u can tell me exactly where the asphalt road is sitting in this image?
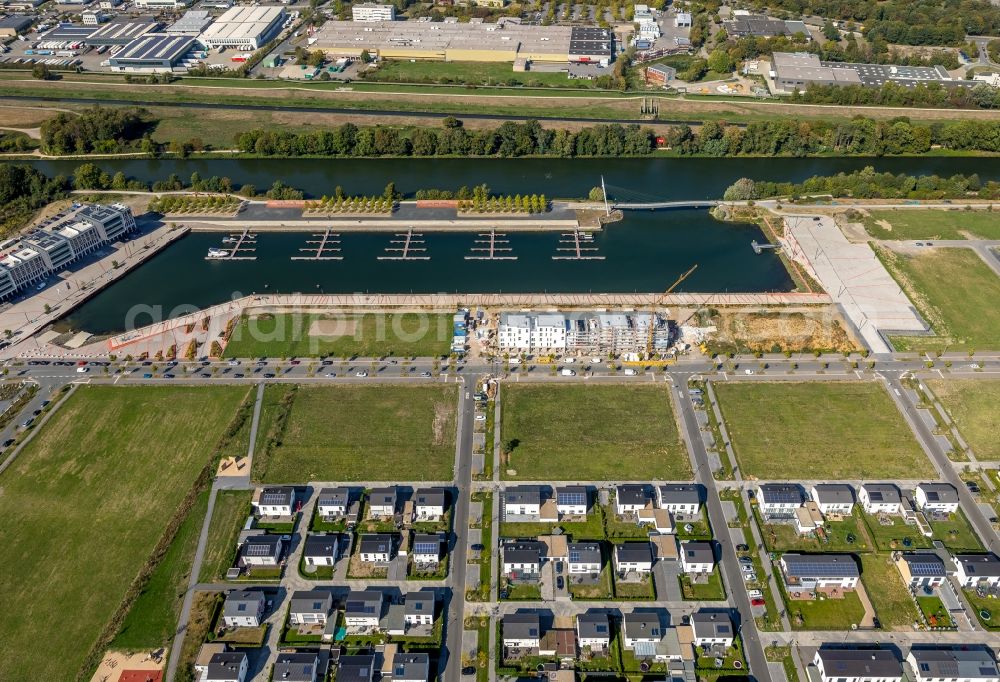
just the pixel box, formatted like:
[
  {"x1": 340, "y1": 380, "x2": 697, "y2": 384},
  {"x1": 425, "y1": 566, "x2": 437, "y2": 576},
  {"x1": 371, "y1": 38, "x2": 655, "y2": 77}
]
[
  {"x1": 671, "y1": 371, "x2": 770, "y2": 682},
  {"x1": 5, "y1": 353, "x2": 1000, "y2": 682},
  {"x1": 443, "y1": 377, "x2": 475, "y2": 682}
]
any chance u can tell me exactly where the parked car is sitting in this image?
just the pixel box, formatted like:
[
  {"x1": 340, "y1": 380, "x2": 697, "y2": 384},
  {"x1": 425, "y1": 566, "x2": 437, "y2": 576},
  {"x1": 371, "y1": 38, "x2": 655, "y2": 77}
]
[
  {"x1": 474, "y1": 414, "x2": 487, "y2": 422},
  {"x1": 420, "y1": 371, "x2": 432, "y2": 378},
  {"x1": 751, "y1": 598, "x2": 766, "y2": 607},
  {"x1": 356, "y1": 371, "x2": 368, "y2": 378},
  {"x1": 624, "y1": 368, "x2": 638, "y2": 376},
  {"x1": 556, "y1": 576, "x2": 564, "y2": 589}
]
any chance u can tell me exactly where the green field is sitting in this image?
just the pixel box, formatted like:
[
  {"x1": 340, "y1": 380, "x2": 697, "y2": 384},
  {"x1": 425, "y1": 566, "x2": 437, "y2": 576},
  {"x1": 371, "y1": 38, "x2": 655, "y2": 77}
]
[
  {"x1": 500, "y1": 384, "x2": 689, "y2": 480},
  {"x1": 866, "y1": 210, "x2": 1000, "y2": 240},
  {"x1": 0, "y1": 385, "x2": 247, "y2": 681},
  {"x1": 927, "y1": 379, "x2": 1000, "y2": 460},
  {"x1": 860, "y1": 554, "x2": 920, "y2": 629},
  {"x1": 223, "y1": 313, "x2": 455, "y2": 358},
  {"x1": 880, "y1": 247, "x2": 1000, "y2": 351},
  {"x1": 715, "y1": 382, "x2": 932, "y2": 480},
  {"x1": 366, "y1": 60, "x2": 588, "y2": 88},
  {"x1": 112, "y1": 489, "x2": 210, "y2": 650},
  {"x1": 199, "y1": 490, "x2": 253, "y2": 582},
  {"x1": 254, "y1": 384, "x2": 457, "y2": 482}
]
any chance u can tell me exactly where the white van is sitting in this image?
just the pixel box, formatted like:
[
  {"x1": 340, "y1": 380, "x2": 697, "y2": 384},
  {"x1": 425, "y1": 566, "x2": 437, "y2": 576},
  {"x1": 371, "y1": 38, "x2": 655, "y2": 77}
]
[
  {"x1": 508, "y1": 358, "x2": 521, "y2": 365},
  {"x1": 76, "y1": 366, "x2": 89, "y2": 373},
  {"x1": 624, "y1": 368, "x2": 638, "y2": 376},
  {"x1": 560, "y1": 368, "x2": 576, "y2": 376}
]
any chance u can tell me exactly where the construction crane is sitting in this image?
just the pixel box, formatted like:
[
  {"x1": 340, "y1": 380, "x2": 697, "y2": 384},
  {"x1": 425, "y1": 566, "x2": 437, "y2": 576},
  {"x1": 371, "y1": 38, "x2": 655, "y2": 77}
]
[{"x1": 647, "y1": 264, "x2": 698, "y2": 358}]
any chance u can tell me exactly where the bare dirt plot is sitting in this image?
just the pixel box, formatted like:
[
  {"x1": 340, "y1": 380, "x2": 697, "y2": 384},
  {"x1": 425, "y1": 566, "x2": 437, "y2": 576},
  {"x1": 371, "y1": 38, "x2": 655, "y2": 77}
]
[{"x1": 308, "y1": 317, "x2": 358, "y2": 337}]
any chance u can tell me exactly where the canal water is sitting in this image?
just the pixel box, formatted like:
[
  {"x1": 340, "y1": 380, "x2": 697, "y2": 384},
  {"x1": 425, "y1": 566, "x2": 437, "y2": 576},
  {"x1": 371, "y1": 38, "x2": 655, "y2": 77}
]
[{"x1": 32, "y1": 157, "x2": 1000, "y2": 334}]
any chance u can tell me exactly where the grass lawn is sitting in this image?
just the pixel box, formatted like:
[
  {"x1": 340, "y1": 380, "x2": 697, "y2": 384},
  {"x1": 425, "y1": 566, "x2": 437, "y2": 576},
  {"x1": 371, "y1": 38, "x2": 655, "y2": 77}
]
[
  {"x1": 255, "y1": 384, "x2": 457, "y2": 482},
  {"x1": 880, "y1": 247, "x2": 1000, "y2": 351},
  {"x1": 715, "y1": 381, "x2": 932, "y2": 480},
  {"x1": 500, "y1": 505, "x2": 605, "y2": 541},
  {"x1": 860, "y1": 554, "x2": 920, "y2": 630},
  {"x1": 930, "y1": 510, "x2": 984, "y2": 551},
  {"x1": 569, "y1": 564, "x2": 614, "y2": 600},
  {"x1": 759, "y1": 510, "x2": 870, "y2": 553},
  {"x1": 680, "y1": 569, "x2": 726, "y2": 600},
  {"x1": 365, "y1": 59, "x2": 588, "y2": 88},
  {"x1": 111, "y1": 489, "x2": 210, "y2": 650},
  {"x1": 503, "y1": 582, "x2": 542, "y2": 600},
  {"x1": 863, "y1": 514, "x2": 933, "y2": 551},
  {"x1": 223, "y1": 313, "x2": 454, "y2": 359},
  {"x1": 199, "y1": 490, "x2": 253, "y2": 582},
  {"x1": 501, "y1": 384, "x2": 689, "y2": 480},
  {"x1": 0, "y1": 385, "x2": 247, "y2": 681},
  {"x1": 963, "y1": 590, "x2": 1000, "y2": 630},
  {"x1": 916, "y1": 595, "x2": 953, "y2": 628},
  {"x1": 926, "y1": 379, "x2": 1000, "y2": 460},
  {"x1": 786, "y1": 590, "x2": 866, "y2": 630},
  {"x1": 614, "y1": 575, "x2": 656, "y2": 600},
  {"x1": 865, "y1": 210, "x2": 1000, "y2": 240}
]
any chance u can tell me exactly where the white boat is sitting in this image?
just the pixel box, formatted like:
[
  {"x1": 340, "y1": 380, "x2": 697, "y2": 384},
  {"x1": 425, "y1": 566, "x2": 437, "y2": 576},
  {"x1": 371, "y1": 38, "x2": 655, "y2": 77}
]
[
  {"x1": 206, "y1": 248, "x2": 229, "y2": 259},
  {"x1": 222, "y1": 236, "x2": 237, "y2": 243}
]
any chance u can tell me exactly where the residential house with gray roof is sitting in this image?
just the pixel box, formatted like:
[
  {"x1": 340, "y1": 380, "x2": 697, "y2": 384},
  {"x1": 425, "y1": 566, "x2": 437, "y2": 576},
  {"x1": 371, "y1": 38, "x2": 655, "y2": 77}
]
[
  {"x1": 338, "y1": 655, "x2": 375, "y2": 682},
  {"x1": 780, "y1": 553, "x2": 860, "y2": 593},
  {"x1": 811, "y1": 484, "x2": 855, "y2": 515},
  {"x1": 859, "y1": 484, "x2": 902, "y2": 514},
  {"x1": 405, "y1": 591, "x2": 436, "y2": 626},
  {"x1": 915, "y1": 483, "x2": 960, "y2": 514},
  {"x1": 576, "y1": 612, "x2": 611, "y2": 651},
  {"x1": 222, "y1": 589, "x2": 265, "y2": 628},
  {"x1": 907, "y1": 647, "x2": 999, "y2": 682},
  {"x1": 368, "y1": 487, "x2": 399, "y2": 517},
  {"x1": 390, "y1": 653, "x2": 430, "y2": 682},
  {"x1": 256, "y1": 486, "x2": 296, "y2": 517},
  {"x1": 503, "y1": 612, "x2": 542, "y2": 649},
  {"x1": 567, "y1": 542, "x2": 602, "y2": 574},
  {"x1": 813, "y1": 648, "x2": 902, "y2": 682},
  {"x1": 656, "y1": 484, "x2": 702, "y2": 515},
  {"x1": 239, "y1": 534, "x2": 284, "y2": 567},
  {"x1": 414, "y1": 488, "x2": 447, "y2": 520},
  {"x1": 317, "y1": 487, "x2": 351, "y2": 518},
  {"x1": 615, "y1": 542, "x2": 654, "y2": 574},
  {"x1": 205, "y1": 651, "x2": 248, "y2": 682},
  {"x1": 303, "y1": 534, "x2": 339, "y2": 567},
  {"x1": 289, "y1": 590, "x2": 333, "y2": 626},
  {"x1": 691, "y1": 612, "x2": 734, "y2": 648},
  {"x1": 344, "y1": 589, "x2": 384, "y2": 628},
  {"x1": 359, "y1": 533, "x2": 396, "y2": 563},
  {"x1": 758, "y1": 483, "x2": 804, "y2": 520}
]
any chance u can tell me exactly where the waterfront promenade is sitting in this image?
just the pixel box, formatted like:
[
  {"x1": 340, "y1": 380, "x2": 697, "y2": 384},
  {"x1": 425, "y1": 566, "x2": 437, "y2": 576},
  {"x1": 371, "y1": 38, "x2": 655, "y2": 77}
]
[{"x1": 0, "y1": 220, "x2": 187, "y2": 349}]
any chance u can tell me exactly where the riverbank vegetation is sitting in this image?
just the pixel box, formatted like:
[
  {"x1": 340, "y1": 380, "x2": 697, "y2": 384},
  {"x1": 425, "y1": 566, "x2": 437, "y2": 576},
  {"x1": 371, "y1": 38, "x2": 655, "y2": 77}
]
[
  {"x1": 724, "y1": 169, "x2": 999, "y2": 201},
  {"x1": 0, "y1": 163, "x2": 68, "y2": 236},
  {"x1": 234, "y1": 119, "x2": 658, "y2": 157}
]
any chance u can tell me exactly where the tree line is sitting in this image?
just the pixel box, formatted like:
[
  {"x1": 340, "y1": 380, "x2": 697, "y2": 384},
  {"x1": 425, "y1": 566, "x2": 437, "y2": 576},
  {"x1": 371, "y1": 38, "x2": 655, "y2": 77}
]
[
  {"x1": 795, "y1": 81, "x2": 1000, "y2": 110},
  {"x1": 744, "y1": 0, "x2": 1000, "y2": 46},
  {"x1": 664, "y1": 116, "x2": 1000, "y2": 156},
  {"x1": 724, "y1": 168, "x2": 999, "y2": 200},
  {"x1": 234, "y1": 120, "x2": 658, "y2": 157}
]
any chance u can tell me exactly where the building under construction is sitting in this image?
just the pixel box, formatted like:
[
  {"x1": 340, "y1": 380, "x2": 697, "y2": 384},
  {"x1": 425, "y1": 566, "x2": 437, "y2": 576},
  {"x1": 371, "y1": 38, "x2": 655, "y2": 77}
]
[
  {"x1": 498, "y1": 312, "x2": 673, "y2": 354},
  {"x1": 310, "y1": 19, "x2": 613, "y2": 64}
]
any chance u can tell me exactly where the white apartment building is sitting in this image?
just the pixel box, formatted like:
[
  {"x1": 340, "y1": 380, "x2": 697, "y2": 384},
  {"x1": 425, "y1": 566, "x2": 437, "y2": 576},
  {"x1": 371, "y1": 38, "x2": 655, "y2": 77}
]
[{"x1": 352, "y1": 2, "x2": 395, "y2": 21}]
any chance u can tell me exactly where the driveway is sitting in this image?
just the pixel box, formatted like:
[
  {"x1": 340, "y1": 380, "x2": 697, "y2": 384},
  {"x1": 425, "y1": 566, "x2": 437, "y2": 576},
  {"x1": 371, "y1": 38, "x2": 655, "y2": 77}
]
[
  {"x1": 388, "y1": 555, "x2": 407, "y2": 581},
  {"x1": 654, "y1": 560, "x2": 682, "y2": 601}
]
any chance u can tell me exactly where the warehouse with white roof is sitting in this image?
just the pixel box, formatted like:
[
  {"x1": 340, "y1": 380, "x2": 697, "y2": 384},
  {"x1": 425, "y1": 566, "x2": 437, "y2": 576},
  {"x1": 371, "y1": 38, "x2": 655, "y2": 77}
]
[{"x1": 198, "y1": 5, "x2": 284, "y2": 50}]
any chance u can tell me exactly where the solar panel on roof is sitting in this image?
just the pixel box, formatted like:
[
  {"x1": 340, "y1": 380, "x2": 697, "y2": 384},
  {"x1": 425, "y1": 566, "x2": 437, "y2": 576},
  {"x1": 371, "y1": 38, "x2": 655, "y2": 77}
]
[
  {"x1": 559, "y1": 491, "x2": 585, "y2": 504},
  {"x1": 569, "y1": 549, "x2": 581, "y2": 563},
  {"x1": 245, "y1": 544, "x2": 271, "y2": 556}
]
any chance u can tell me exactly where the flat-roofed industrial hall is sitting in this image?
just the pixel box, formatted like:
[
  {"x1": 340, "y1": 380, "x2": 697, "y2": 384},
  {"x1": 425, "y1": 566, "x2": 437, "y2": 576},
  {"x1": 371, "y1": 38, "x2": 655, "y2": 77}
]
[{"x1": 311, "y1": 19, "x2": 612, "y2": 64}]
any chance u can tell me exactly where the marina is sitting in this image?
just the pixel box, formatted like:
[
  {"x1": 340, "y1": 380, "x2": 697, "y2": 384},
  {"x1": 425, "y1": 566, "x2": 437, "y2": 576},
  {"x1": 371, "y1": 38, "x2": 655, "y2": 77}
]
[
  {"x1": 37, "y1": 155, "x2": 1000, "y2": 336},
  {"x1": 205, "y1": 227, "x2": 257, "y2": 260},
  {"x1": 378, "y1": 229, "x2": 430, "y2": 261},
  {"x1": 465, "y1": 231, "x2": 517, "y2": 261},
  {"x1": 553, "y1": 229, "x2": 604, "y2": 260},
  {"x1": 292, "y1": 228, "x2": 343, "y2": 261}
]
